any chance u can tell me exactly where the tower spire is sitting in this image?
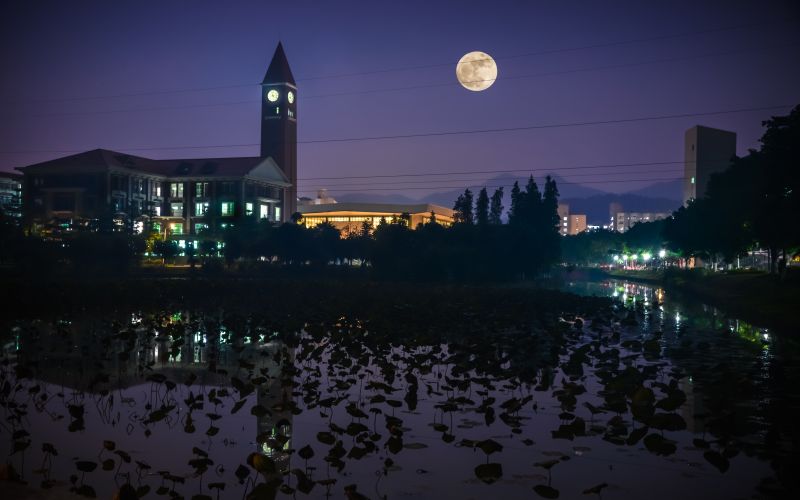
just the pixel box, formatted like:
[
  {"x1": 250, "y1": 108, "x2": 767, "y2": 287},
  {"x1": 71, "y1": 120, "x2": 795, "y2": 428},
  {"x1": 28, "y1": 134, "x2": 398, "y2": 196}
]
[{"x1": 262, "y1": 42, "x2": 296, "y2": 85}]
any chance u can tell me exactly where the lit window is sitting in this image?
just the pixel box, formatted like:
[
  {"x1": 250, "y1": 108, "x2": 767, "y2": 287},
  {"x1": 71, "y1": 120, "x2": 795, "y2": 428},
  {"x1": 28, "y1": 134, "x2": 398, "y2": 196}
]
[
  {"x1": 260, "y1": 204, "x2": 269, "y2": 219},
  {"x1": 170, "y1": 202, "x2": 183, "y2": 217},
  {"x1": 170, "y1": 183, "x2": 184, "y2": 198},
  {"x1": 195, "y1": 223, "x2": 208, "y2": 234},
  {"x1": 690, "y1": 176, "x2": 695, "y2": 184},
  {"x1": 275, "y1": 207, "x2": 281, "y2": 221},
  {"x1": 195, "y1": 182, "x2": 209, "y2": 197},
  {"x1": 221, "y1": 202, "x2": 234, "y2": 216},
  {"x1": 195, "y1": 202, "x2": 209, "y2": 216},
  {"x1": 154, "y1": 206, "x2": 161, "y2": 217},
  {"x1": 245, "y1": 202, "x2": 254, "y2": 216},
  {"x1": 170, "y1": 223, "x2": 183, "y2": 235}
]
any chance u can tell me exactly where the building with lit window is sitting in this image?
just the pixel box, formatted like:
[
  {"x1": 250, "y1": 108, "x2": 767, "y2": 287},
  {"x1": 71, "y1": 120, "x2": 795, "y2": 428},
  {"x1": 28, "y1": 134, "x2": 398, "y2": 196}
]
[
  {"x1": 15, "y1": 43, "x2": 299, "y2": 236},
  {"x1": 684, "y1": 125, "x2": 736, "y2": 204},
  {"x1": 299, "y1": 202, "x2": 455, "y2": 235},
  {"x1": 557, "y1": 203, "x2": 587, "y2": 236},
  {"x1": 611, "y1": 211, "x2": 670, "y2": 233},
  {"x1": 0, "y1": 172, "x2": 23, "y2": 222}
]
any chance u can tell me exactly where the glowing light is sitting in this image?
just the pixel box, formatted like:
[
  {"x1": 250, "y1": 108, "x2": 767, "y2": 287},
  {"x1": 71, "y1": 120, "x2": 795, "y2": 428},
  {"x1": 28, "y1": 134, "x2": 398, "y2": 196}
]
[
  {"x1": 642, "y1": 252, "x2": 652, "y2": 261},
  {"x1": 613, "y1": 255, "x2": 620, "y2": 262},
  {"x1": 659, "y1": 249, "x2": 667, "y2": 258},
  {"x1": 762, "y1": 333, "x2": 770, "y2": 341},
  {"x1": 623, "y1": 254, "x2": 629, "y2": 261},
  {"x1": 631, "y1": 254, "x2": 638, "y2": 261}
]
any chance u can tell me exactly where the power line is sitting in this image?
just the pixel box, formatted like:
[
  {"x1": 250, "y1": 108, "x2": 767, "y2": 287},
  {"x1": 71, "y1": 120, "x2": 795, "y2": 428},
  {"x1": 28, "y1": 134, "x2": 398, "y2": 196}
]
[
  {"x1": 296, "y1": 177, "x2": 683, "y2": 193},
  {"x1": 297, "y1": 160, "x2": 726, "y2": 181},
  {"x1": 299, "y1": 169, "x2": 684, "y2": 188},
  {"x1": 20, "y1": 42, "x2": 797, "y2": 117},
  {"x1": 0, "y1": 103, "x2": 791, "y2": 155},
  {"x1": 10, "y1": 20, "x2": 786, "y2": 105}
]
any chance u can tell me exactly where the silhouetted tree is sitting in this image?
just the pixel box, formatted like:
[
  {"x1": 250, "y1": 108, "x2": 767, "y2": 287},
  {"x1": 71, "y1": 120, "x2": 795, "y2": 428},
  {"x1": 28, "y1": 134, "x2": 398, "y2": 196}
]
[
  {"x1": 475, "y1": 188, "x2": 490, "y2": 226},
  {"x1": 489, "y1": 187, "x2": 504, "y2": 225},
  {"x1": 453, "y1": 189, "x2": 474, "y2": 224}
]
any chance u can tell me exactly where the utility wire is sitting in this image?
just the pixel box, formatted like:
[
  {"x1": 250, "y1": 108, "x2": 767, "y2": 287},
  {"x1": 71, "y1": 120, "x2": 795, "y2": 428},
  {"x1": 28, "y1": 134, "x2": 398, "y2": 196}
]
[
  {"x1": 20, "y1": 42, "x2": 797, "y2": 117},
  {"x1": 300, "y1": 169, "x2": 685, "y2": 188},
  {"x1": 297, "y1": 160, "x2": 726, "y2": 181},
  {"x1": 296, "y1": 177, "x2": 683, "y2": 193},
  {"x1": 0, "y1": 103, "x2": 790, "y2": 155},
  {"x1": 10, "y1": 20, "x2": 787, "y2": 105}
]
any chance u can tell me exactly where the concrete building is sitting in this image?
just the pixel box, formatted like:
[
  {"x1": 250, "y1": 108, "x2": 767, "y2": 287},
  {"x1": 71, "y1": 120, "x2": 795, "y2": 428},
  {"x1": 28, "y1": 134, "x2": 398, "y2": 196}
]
[
  {"x1": 684, "y1": 125, "x2": 737, "y2": 204},
  {"x1": 0, "y1": 172, "x2": 23, "y2": 222},
  {"x1": 299, "y1": 202, "x2": 454, "y2": 235},
  {"x1": 611, "y1": 211, "x2": 670, "y2": 233},
  {"x1": 557, "y1": 203, "x2": 588, "y2": 236},
  {"x1": 15, "y1": 43, "x2": 298, "y2": 236}
]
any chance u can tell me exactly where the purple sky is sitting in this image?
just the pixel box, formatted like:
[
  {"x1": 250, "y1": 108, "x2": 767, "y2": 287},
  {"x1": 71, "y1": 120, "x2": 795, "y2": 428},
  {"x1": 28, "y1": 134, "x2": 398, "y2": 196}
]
[{"x1": 1, "y1": 0, "x2": 798, "y2": 199}]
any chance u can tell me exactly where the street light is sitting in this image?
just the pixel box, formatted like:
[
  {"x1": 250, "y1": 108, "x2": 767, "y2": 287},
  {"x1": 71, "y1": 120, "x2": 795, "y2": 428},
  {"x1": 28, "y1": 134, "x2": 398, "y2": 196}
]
[
  {"x1": 659, "y1": 249, "x2": 666, "y2": 258},
  {"x1": 642, "y1": 252, "x2": 652, "y2": 261}
]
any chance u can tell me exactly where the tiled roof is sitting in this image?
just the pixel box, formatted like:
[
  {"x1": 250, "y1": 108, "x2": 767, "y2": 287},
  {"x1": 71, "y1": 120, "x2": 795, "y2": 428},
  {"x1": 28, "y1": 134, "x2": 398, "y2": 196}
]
[{"x1": 17, "y1": 148, "x2": 291, "y2": 185}]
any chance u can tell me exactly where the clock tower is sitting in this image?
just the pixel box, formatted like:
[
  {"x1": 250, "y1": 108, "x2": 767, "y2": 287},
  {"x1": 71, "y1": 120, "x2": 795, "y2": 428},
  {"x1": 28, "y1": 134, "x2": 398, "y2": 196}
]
[{"x1": 260, "y1": 42, "x2": 297, "y2": 220}]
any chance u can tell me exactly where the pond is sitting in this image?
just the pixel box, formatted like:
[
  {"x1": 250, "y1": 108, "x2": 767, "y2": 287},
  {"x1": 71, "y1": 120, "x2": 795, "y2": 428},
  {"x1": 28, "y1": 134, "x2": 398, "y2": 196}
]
[{"x1": 1, "y1": 281, "x2": 797, "y2": 499}]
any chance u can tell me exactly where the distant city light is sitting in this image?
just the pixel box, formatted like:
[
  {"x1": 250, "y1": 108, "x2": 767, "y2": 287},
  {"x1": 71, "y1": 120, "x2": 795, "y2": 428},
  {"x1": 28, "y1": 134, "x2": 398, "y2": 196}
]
[
  {"x1": 613, "y1": 255, "x2": 620, "y2": 262},
  {"x1": 631, "y1": 254, "x2": 638, "y2": 260},
  {"x1": 642, "y1": 252, "x2": 652, "y2": 261},
  {"x1": 659, "y1": 249, "x2": 667, "y2": 258}
]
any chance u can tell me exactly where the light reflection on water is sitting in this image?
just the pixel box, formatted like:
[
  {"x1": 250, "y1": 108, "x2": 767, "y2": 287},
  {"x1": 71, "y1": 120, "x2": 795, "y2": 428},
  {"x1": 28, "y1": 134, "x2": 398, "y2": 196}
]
[{"x1": 1, "y1": 284, "x2": 796, "y2": 499}]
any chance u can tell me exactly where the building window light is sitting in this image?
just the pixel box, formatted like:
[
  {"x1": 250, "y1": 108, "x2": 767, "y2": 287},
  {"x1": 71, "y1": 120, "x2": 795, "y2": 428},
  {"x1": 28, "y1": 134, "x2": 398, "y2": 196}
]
[
  {"x1": 221, "y1": 202, "x2": 234, "y2": 216},
  {"x1": 690, "y1": 176, "x2": 695, "y2": 184},
  {"x1": 245, "y1": 202, "x2": 254, "y2": 216}
]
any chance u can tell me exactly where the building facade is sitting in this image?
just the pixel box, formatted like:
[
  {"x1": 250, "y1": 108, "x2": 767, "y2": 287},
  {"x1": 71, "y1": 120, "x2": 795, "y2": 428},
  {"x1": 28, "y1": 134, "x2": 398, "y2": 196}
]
[
  {"x1": 15, "y1": 43, "x2": 298, "y2": 236},
  {"x1": 299, "y1": 202, "x2": 454, "y2": 235},
  {"x1": 0, "y1": 173, "x2": 23, "y2": 222},
  {"x1": 557, "y1": 203, "x2": 588, "y2": 236},
  {"x1": 683, "y1": 125, "x2": 736, "y2": 204},
  {"x1": 611, "y1": 211, "x2": 670, "y2": 233}
]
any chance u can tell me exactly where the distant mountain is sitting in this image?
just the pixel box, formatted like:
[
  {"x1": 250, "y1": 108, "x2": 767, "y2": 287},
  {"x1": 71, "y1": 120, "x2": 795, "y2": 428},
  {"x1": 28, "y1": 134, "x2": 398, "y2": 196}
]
[
  {"x1": 626, "y1": 179, "x2": 682, "y2": 200},
  {"x1": 327, "y1": 173, "x2": 682, "y2": 225}
]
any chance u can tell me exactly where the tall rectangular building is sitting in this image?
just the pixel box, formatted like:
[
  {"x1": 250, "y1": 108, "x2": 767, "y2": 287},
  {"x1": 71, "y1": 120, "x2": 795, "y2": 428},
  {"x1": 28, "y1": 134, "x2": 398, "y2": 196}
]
[{"x1": 684, "y1": 125, "x2": 736, "y2": 204}]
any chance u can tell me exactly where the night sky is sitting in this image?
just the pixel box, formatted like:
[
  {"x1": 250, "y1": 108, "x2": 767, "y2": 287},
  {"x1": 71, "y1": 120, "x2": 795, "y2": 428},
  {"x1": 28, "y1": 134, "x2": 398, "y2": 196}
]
[{"x1": 1, "y1": 0, "x2": 798, "y2": 199}]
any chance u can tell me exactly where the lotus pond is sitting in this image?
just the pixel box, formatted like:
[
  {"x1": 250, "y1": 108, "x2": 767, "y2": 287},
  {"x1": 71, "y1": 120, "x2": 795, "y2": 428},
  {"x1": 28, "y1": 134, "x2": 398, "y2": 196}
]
[{"x1": 0, "y1": 279, "x2": 797, "y2": 499}]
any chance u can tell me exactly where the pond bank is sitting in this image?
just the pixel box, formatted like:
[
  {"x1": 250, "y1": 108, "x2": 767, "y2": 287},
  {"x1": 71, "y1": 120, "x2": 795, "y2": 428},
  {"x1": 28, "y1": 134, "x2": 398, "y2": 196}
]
[{"x1": 593, "y1": 268, "x2": 800, "y2": 331}]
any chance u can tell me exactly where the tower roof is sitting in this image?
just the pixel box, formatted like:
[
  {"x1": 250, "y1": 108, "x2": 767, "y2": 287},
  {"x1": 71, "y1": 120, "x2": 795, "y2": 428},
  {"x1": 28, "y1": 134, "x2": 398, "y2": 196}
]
[{"x1": 262, "y1": 42, "x2": 295, "y2": 86}]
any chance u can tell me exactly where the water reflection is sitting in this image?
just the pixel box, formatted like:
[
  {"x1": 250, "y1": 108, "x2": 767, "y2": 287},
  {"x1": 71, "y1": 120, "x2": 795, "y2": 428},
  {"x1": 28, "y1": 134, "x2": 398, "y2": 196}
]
[{"x1": 1, "y1": 289, "x2": 796, "y2": 499}]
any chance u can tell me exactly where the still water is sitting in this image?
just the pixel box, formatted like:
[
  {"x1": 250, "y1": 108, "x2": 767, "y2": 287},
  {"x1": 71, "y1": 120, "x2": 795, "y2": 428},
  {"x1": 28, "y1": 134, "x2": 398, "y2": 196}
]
[{"x1": 1, "y1": 279, "x2": 796, "y2": 499}]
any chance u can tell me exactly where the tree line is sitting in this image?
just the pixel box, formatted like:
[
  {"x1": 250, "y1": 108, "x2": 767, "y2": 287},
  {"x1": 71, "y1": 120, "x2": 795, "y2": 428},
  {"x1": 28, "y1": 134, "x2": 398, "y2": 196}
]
[{"x1": 0, "y1": 176, "x2": 564, "y2": 282}]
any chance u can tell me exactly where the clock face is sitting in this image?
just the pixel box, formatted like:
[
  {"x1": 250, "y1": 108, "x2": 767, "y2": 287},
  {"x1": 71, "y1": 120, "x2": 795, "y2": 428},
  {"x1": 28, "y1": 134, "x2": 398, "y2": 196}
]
[
  {"x1": 266, "y1": 89, "x2": 279, "y2": 102},
  {"x1": 287, "y1": 91, "x2": 295, "y2": 104}
]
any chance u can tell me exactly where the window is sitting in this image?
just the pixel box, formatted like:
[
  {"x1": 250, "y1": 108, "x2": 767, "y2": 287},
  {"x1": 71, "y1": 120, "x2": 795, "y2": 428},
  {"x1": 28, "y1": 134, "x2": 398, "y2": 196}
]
[
  {"x1": 170, "y1": 182, "x2": 184, "y2": 198},
  {"x1": 219, "y1": 181, "x2": 235, "y2": 196},
  {"x1": 245, "y1": 202, "x2": 254, "y2": 216},
  {"x1": 221, "y1": 202, "x2": 234, "y2": 216},
  {"x1": 152, "y1": 222, "x2": 162, "y2": 233},
  {"x1": 690, "y1": 176, "x2": 695, "y2": 184},
  {"x1": 194, "y1": 223, "x2": 209, "y2": 234},
  {"x1": 195, "y1": 202, "x2": 209, "y2": 216},
  {"x1": 170, "y1": 202, "x2": 183, "y2": 217},
  {"x1": 170, "y1": 223, "x2": 183, "y2": 235},
  {"x1": 153, "y1": 183, "x2": 162, "y2": 197},
  {"x1": 195, "y1": 182, "x2": 209, "y2": 197},
  {"x1": 274, "y1": 206, "x2": 281, "y2": 221},
  {"x1": 260, "y1": 204, "x2": 269, "y2": 219},
  {"x1": 153, "y1": 205, "x2": 162, "y2": 217}
]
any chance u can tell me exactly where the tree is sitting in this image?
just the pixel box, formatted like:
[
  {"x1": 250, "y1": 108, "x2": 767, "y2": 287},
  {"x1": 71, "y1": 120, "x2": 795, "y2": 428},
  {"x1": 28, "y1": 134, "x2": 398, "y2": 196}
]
[
  {"x1": 509, "y1": 181, "x2": 521, "y2": 224},
  {"x1": 475, "y1": 188, "x2": 490, "y2": 226},
  {"x1": 453, "y1": 189, "x2": 474, "y2": 224},
  {"x1": 489, "y1": 188, "x2": 504, "y2": 225}
]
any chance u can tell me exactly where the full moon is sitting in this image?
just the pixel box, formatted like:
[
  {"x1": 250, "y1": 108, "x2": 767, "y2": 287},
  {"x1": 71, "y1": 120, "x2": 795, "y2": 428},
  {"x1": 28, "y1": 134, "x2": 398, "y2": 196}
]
[{"x1": 456, "y1": 51, "x2": 497, "y2": 91}]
